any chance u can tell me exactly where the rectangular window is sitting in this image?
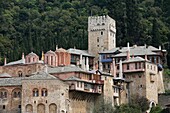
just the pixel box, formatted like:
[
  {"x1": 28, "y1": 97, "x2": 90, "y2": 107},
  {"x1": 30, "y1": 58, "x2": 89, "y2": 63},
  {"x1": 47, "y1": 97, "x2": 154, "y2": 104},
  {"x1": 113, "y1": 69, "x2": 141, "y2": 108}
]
[
  {"x1": 135, "y1": 63, "x2": 137, "y2": 69},
  {"x1": 77, "y1": 82, "x2": 79, "y2": 87},
  {"x1": 97, "y1": 37, "x2": 99, "y2": 42},
  {"x1": 103, "y1": 64, "x2": 106, "y2": 69},
  {"x1": 108, "y1": 64, "x2": 110, "y2": 69},
  {"x1": 18, "y1": 105, "x2": 21, "y2": 108},
  {"x1": 3, "y1": 105, "x2": 5, "y2": 109},
  {"x1": 101, "y1": 31, "x2": 103, "y2": 35},
  {"x1": 127, "y1": 64, "x2": 129, "y2": 70},
  {"x1": 139, "y1": 63, "x2": 141, "y2": 69}
]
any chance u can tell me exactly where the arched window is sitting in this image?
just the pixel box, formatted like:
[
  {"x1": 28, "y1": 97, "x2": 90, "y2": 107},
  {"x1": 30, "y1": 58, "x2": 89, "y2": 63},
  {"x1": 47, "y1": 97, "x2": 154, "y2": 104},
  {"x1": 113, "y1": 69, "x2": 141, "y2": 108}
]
[
  {"x1": 41, "y1": 88, "x2": 47, "y2": 97},
  {"x1": 12, "y1": 88, "x2": 21, "y2": 98},
  {"x1": 0, "y1": 89, "x2": 8, "y2": 99},
  {"x1": 33, "y1": 88, "x2": 39, "y2": 97},
  {"x1": 18, "y1": 71, "x2": 23, "y2": 77},
  {"x1": 18, "y1": 92, "x2": 21, "y2": 98},
  {"x1": 14, "y1": 92, "x2": 17, "y2": 98}
]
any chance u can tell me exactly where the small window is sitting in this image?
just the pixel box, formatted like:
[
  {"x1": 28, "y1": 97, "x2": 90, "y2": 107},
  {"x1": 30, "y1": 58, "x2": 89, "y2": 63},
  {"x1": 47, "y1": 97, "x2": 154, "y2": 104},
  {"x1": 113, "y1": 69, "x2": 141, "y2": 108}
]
[
  {"x1": 18, "y1": 71, "x2": 23, "y2": 77},
  {"x1": 41, "y1": 88, "x2": 47, "y2": 97},
  {"x1": 97, "y1": 37, "x2": 99, "y2": 42},
  {"x1": 135, "y1": 63, "x2": 137, "y2": 69},
  {"x1": 117, "y1": 66, "x2": 119, "y2": 70},
  {"x1": 33, "y1": 89, "x2": 39, "y2": 97},
  {"x1": 14, "y1": 92, "x2": 17, "y2": 98},
  {"x1": 3, "y1": 105, "x2": 5, "y2": 109},
  {"x1": 80, "y1": 82, "x2": 82, "y2": 88},
  {"x1": 139, "y1": 63, "x2": 141, "y2": 69},
  {"x1": 97, "y1": 45, "x2": 99, "y2": 47},
  {"x1": 4, "y1": 92, "x2": 7, "y2": 98},
  {"x1": 108, "y1": 64, "x2": 110, "y2": 69},
  {"x1": 127, "y1": 64, "x2": 129, "y2": 70},
  {"x1": 103, "y1": 64, "x2": 106, "y2": 69},
  {"x1": 18, "y1": 105, "x2": 21, "y2": 108},
  {"x1": 77, "y1": 82, "x2": 79, "y2": 87},
  {"x1": 101, "y1": 31, "x2": 103, "y2": 35}
]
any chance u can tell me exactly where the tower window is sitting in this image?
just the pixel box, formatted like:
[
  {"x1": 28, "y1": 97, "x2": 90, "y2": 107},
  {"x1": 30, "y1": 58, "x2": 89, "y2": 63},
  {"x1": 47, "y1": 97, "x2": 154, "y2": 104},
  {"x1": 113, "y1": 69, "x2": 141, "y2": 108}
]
[
  {"x1": 33, "y1": 88, "x2": 39, "y2": 97},
  {"x1": 97, "y1": 37, "x2": 99, "y2": 42},
  {"x1": 41, "y1": 88, "x2": 48, "y2": 97},
  {"x1": 101, "y1": 31, "x2": 103, "y2": 35},
  {"x1": 3, "y1": 105, "x2": 5, "y2": 109}
]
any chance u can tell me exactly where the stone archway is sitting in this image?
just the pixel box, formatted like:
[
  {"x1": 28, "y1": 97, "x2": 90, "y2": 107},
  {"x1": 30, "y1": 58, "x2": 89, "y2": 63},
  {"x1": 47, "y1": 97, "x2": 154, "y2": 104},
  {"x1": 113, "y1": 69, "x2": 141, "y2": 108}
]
[
  {"x1": 37, "y1": 103, "x2": 45, "y2": 113},
  {"x1": 26, "y1": 104, "x2": 33, "y2": 113},
  {"x1": 49, "y1": 103, "x2": 57, "y2": 113}
]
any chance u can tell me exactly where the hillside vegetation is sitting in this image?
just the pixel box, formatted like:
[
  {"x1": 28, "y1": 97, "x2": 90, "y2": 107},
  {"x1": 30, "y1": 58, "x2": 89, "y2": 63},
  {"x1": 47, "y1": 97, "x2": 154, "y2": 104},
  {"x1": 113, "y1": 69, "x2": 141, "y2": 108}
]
[{"x1": 0, "y1": 0, "x2": 170, "y2": 66}]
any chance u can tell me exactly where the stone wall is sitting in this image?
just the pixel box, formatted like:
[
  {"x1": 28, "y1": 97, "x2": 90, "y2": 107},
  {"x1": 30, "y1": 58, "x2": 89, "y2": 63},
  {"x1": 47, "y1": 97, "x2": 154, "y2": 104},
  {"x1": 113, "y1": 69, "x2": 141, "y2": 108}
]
[
  {"x1": 22, "y1": 79, "x2": 69, "y2": 113},
  {"x1": 69, "y1": 91, "x2": 100, "y2": 113},
  {"x1": 0, "y1": 86, "x2": 21, "y2": 113},
  {"x1": 1, "y1": 63, "x2": 43, "y2": 77}
]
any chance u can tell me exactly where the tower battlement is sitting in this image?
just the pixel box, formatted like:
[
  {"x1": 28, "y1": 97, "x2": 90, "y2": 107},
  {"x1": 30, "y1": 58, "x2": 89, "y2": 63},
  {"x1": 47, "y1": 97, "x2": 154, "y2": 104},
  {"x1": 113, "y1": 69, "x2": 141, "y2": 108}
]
[{"x1": 88, "y1": 15, "x2": 116, "y2": 32}]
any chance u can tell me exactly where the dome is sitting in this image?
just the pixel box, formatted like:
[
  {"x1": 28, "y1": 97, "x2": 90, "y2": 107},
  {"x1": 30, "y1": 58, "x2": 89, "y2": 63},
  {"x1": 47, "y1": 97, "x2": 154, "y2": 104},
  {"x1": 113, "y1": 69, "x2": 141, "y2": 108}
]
[
  {"x1": 27, "y1": 52, "x2": 38, "y2": 56},
  {"x1": 46, "y1": 50, "x2": 56, "y2": 55},
  {"x1": 55, "y1": 48, "x2": 67, "y2": 52}
]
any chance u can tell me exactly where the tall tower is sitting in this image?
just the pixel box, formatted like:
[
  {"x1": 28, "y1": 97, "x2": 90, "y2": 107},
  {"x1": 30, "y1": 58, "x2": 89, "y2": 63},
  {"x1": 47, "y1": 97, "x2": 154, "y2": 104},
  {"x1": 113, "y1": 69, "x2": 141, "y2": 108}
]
[{"x1": 88, "y1": 15, "x2": 116, "y2": 58}]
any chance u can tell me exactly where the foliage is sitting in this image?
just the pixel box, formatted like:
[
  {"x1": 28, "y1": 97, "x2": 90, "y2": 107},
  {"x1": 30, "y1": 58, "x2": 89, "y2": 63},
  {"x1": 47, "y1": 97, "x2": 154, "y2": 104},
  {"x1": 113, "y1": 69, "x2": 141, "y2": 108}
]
[
  {"x1": 150, "y1": 105, "x2": 163, "y2": 113},
  {"x1": 114, "y1": 104, "x2": 142, "y2": 113},
  {"x1": 130, "y1": 94, "x2": 150, "y2": 112},
  {"x1": 93, "y1": 95, "x2": 150, "y2": 113},
  {"x1": 93, "y1": 98, "x2": 114, "y2": 113},
  {"x1": 0, "y1": 0, "x2": 170, "y2": 66}
]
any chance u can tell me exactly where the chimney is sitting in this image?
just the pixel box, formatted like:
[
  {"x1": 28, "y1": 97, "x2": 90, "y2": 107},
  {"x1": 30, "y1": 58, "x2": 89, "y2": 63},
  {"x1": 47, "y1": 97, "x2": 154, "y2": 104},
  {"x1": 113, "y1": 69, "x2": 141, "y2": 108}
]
[
  {"x1": 145, "y1": 54, "x2": 147, "y2": 60},
  {"x1": 41, "y1": 51, "x2": 44, "y2": 61},
  {"x1": 110, "y1": 58, "x2": 116, "y2": 77},
  {"x1": 127, "y1": 42, "x2": 130, "y2": 60},
  {"x1": 86, "y1": 57, "x2": 89, "y2": 71},
  {"x1": 22, "y1": 53, "x2": 25, "y2": 59},
  {"x1": 127, "y1": 42, "x2": 130, "y2": 50},
  {"x1": 56, "y1": 45, "x2": 58, "y2": 50},
  {"x1": 22, "y1": 53, "x2": 25, "y2": 64},
  {"x1": 127, "y1": 51, "x2": 130, "y2": 60},
  {"x1": 144, "y1": 44, "x2": 147, "y2": 48},
  {"x1": 159, "y1": 45, "x2": 161, "y2": 50},
  {"x1": 4, "y1": 57, "x2": 6, "y2": 65},
  {"x1": 119, "y1": 60, "x2": 123, "y2": 78}
]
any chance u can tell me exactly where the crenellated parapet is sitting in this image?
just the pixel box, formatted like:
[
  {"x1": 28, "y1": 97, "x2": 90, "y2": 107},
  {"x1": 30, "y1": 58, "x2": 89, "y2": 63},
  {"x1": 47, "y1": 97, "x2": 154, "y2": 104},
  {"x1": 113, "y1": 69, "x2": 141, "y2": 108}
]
[{"x1": 88, "y1": 15, "x2": 116, "y2": 32}]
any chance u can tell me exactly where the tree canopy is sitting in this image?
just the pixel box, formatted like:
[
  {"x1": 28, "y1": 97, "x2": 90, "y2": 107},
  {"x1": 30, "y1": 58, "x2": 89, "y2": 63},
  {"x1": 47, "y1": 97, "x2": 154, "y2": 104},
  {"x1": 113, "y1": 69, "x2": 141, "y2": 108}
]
[{"x1": 0, "y1": 0, "x2": 170, "y2": 66}]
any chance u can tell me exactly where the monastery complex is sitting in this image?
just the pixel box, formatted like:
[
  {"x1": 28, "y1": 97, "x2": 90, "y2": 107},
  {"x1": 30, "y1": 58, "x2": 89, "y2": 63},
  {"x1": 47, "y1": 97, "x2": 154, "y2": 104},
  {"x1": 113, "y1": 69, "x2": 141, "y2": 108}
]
[{"x1": 0, "y1": 15, "x2": 167, "y2": 113}]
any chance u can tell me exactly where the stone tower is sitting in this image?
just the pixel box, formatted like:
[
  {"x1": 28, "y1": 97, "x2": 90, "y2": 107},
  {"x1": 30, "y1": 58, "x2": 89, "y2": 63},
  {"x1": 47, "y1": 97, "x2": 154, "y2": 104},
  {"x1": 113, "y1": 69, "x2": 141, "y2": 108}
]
[{"x1": 88, "y1": 15, "x2": 116, "y2": 59}]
